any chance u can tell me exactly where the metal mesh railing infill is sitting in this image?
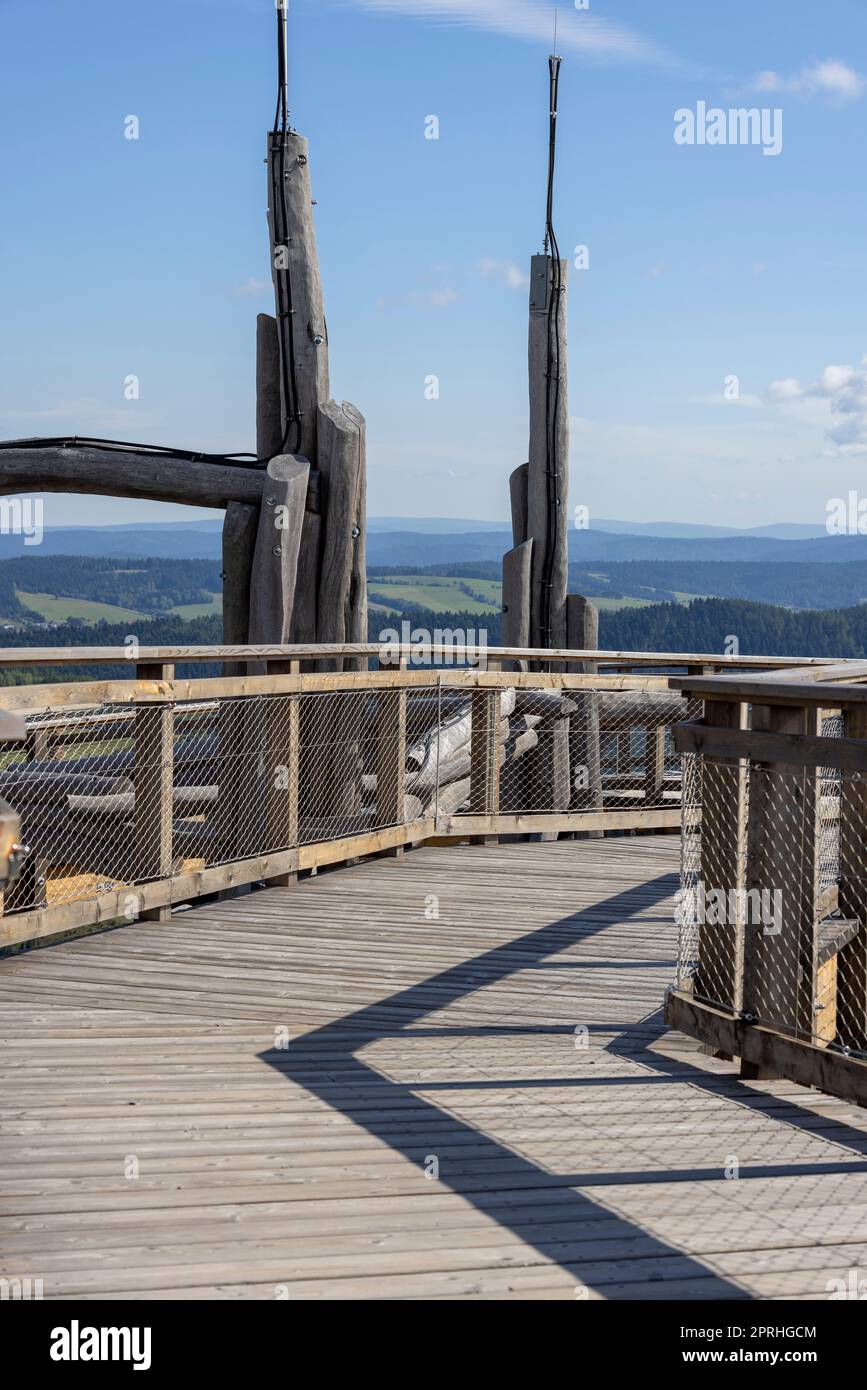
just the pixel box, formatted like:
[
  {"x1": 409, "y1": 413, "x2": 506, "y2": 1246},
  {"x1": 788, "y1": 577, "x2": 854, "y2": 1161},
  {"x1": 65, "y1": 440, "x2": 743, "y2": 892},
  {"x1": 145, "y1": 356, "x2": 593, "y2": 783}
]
[
  {"x1": 676, "y1": 719, "x2": 867, "y2": 1059},
  {"x1": 0, "y1": 681, "x2": 699, "y2": 919}
]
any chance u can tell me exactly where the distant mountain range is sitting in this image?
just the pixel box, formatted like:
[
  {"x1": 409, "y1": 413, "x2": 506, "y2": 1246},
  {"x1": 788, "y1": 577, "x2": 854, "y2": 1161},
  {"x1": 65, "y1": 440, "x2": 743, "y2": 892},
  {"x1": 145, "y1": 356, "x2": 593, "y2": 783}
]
[{"x1": 0, "y1": 515, "x2": 854, "y2": 566}]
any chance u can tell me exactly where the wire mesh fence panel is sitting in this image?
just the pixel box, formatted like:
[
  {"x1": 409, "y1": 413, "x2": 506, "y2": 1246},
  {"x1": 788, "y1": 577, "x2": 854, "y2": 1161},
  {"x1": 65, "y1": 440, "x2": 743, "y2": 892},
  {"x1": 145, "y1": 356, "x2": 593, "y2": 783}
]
[
  {"x1": 453, "y1": 685, "x2": 703, "y2": 818},
  {"x1": 0, "y1": 678, "x2": 701, "y2": 922},
  {"x1": 675, "y1": 737, "x2": 867, "y2": 1060}
]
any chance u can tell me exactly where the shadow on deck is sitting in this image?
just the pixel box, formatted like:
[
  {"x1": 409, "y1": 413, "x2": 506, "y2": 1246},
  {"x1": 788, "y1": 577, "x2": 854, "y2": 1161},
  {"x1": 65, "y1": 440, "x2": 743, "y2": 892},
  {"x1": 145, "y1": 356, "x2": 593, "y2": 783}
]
[{"x1": 3, "y1": 836, "x2": 867, "y2": 1299}]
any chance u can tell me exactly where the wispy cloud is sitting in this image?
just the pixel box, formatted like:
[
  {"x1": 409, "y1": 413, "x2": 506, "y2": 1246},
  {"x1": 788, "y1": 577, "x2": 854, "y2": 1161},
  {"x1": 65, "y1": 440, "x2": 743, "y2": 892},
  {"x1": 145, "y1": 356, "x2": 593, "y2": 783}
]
[
  {"x1": 231, "y1": 277, "x2": 271, "y2": 299},
  {"x1": 767, "y1": 359, "x2": 867, "y2": 452},
  {"x1": 752, "y1": 59, "x2": 864, "y2": 103},
  {"x1": 478, "y1": 258, "x2": 528, "y2": 290},
  {"x1": 0, "y1": 399, "x2": 155, "y2": 432},
  {"x1": 338, "y1": 0, "x2": 671, "y2": 65},
  {"x1": 407, "y1": 286, "x2": 461, "y2": 308}
]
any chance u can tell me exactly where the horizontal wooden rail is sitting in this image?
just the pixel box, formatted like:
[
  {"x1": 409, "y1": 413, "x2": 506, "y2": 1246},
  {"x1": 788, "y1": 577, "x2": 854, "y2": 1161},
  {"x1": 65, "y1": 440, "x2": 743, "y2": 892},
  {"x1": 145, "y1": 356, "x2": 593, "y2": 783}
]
[
  {"x1": 0, "y1": 643, "x2": 851, "y2": 671},
  {"x1": 673, "y1": 720, "x2": 867, "y2": 773},
  {"x1": 666, "y1": 991, "x2": 867, "y2": 1108},
  {"x1": 672, "y1": 674, "x2": 867, "y2": 705}
]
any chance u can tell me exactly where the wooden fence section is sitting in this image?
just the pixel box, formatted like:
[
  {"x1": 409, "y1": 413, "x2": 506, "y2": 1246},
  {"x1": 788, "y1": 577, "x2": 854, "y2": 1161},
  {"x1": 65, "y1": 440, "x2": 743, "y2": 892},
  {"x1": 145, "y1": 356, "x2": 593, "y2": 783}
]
[
  {"x1": 0, "y1": 642, "x2": 851, "y2": 952},
  {"x1": 667, "y1": 672, "x2": 867, "y2": 1108}
]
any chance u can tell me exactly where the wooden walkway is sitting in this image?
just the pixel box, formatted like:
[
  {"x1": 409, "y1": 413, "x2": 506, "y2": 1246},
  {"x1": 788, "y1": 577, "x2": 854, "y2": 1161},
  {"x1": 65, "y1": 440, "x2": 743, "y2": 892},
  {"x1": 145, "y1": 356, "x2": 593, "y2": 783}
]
[{"x1": 2, "y1": 835, "x2": 867, "y2": 1300}]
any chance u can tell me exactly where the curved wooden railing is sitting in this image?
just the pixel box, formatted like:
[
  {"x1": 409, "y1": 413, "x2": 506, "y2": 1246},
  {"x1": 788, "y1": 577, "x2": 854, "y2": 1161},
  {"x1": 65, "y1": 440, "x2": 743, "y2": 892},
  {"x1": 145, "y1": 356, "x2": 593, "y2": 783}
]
[
  {"x1": 0, "y1": 643, "x2": 864, "y2": 952},
  {"x1": 667, "y1": 668, "x2": 867, "y2": 1106}
]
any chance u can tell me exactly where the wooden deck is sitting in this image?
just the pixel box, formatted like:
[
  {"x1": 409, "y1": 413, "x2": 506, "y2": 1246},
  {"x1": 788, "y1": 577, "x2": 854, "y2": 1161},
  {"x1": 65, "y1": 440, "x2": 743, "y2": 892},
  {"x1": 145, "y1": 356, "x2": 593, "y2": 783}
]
[{"x1": 2, "y1": 835, "x2": 867, "y2": 1300}]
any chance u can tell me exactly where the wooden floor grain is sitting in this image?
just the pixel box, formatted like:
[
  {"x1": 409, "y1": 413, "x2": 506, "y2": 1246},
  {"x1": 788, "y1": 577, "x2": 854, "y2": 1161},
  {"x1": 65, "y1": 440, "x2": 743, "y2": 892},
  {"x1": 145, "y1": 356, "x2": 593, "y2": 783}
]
[{"x1": 2, "y1": 835, "x2": 867, "y2": 1300}]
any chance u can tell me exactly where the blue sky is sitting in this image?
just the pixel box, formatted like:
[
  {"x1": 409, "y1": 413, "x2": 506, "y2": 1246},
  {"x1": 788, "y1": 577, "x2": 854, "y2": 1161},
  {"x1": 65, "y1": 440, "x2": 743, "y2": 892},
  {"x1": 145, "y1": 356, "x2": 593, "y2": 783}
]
[{"x1": 1, "y1": 0, "x2": 866, "y2": 528}]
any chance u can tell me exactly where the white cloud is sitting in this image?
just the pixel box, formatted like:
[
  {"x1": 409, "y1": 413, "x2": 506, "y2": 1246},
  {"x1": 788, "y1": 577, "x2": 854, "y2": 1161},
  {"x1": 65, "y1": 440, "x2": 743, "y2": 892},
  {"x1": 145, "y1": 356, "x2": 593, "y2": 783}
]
[
  {"x1": 339, "y1": 0, "x2": 670, "y2": 65},
  {"x1": 231, "y1": 278, "x2": 271, "y2": 298},
  {"x1": 766, "y1": 357, "x2": 867, "y2": 451},
  {"x1": 478, "y1": 258, "x2": 528, "y2": 290},
  {"x1": 407, "y1": 287, "x2": 461, "y2": 308},
  {"x1": 753, "y1": 59, "x2": 864, "y2": 103}
]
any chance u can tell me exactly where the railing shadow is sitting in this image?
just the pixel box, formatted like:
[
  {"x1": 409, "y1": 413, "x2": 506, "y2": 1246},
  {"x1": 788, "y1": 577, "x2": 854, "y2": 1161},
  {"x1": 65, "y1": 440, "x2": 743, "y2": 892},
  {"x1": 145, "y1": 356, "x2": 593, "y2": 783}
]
[{"x1": 260, "y1": 870, "x2": 754, "y2": 1298}]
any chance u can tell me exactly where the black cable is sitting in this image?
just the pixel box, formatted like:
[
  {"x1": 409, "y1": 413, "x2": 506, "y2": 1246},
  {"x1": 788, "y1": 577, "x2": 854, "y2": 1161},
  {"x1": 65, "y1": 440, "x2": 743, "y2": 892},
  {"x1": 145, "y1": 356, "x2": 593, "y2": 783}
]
[
  {"x1": 0, "y1": 436, "x2": 261, "y2": 468},
  {"x1": 540, "y1": 54, "x2": 563, "y2": 652},
  {"x1": 271, "y1": 2, "x2": 303, "y2": 455}
]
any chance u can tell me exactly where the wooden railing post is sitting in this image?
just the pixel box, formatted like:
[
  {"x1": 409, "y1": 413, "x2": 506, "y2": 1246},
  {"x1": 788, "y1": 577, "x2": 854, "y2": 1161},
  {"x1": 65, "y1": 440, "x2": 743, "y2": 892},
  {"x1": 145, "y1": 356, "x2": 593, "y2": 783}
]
[
  {"x1": 17, "y1": 723, "x2": 49, "y2": 910},
  {"x1": 696, "y1": 698, "x2": 749, "y2": 1015},
  {"x1": 470, "y1": 661, "x2": 501, "y2": 844},
  {"x1": 135, "y1": 663, "x2": 175, "y2": 921},
  {"x1": 837, "y1": 702, "x2": 867, "y2": 1052},
  {"x1": 741, "y1": 702, "x2": 821, "y2": 1075},
  {"x1": 263, "y1": 659, "x2": 300, "y2": 886},
  {"x1": 375, "y1": 655, "x2": 407, "y2": 856},
  {"x1": 644, "y1": 725, "x2": 667, "y2": 808}
]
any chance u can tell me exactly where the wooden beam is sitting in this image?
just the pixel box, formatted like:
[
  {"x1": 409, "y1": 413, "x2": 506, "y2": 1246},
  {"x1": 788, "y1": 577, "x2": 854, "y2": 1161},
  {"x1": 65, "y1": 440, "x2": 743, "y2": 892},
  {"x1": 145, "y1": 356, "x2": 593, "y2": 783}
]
[
  {"x1": 0, "y1": 445, "x2": 263, "y2": 508},
  {"x1": 527, "y1": 256, "x2": 569, "y2": 649},
  {"x1": 509, "y1": 463, "x2": 529, "y2": 547},
  {"x1": 0, "y1": 644, "x2": 847, "y2": 670},
  {"x1": 256, "y1": 312, "x2": 283, "y2": 462},
  {"x1": 665, "y1": 990, "x2": 867, "y2": 1108},
  {"x1": 267, "y1": 130, "x2": 329, "y2": 462},
  {"x1": 221, "y1": 501, "x2": 258, "y2": 667},
  {"x1": 316, "y1": 400, "x2": 367, "y2": 667},
  {"x1": 501, "y1": 540, "x2": 533, "y2": 660},
  {"x1": 248, "y1": 454, "x2": 310, "y2": 646},
  {"x1": 675, "y1": 720, "x2": 867, "y2": 774}
]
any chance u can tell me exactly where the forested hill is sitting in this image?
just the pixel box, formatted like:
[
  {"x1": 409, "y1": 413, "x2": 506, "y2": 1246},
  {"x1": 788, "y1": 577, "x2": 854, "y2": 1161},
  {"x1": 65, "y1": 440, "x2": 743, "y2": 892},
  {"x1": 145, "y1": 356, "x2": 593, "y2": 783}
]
[
  {"x1": 2, "y1": 595, "x2": 867, "y2": 685},
  {"x1": 598, "y1": 597, "x2": 867, "y2": 658}
]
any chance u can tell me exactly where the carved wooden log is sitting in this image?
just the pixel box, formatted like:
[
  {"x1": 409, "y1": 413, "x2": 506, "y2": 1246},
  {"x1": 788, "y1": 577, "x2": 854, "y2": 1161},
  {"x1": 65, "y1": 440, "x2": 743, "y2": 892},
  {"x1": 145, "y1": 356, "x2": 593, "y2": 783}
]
[
  {"x1": 248, "y1": 454, "x2": 310, "y2": 646},
  {"x1": 567, "y1": 594, "x2": 599, "y2": 673},
  {"x1": 316, "y1": 400, "x2": 367, "y2": 670},
  {"x1": 509, "y1": 463, "x2": 529, "y2": 547},
  {"x1": 527, "y1": 256, "x2": 569, "y2": 650},
  {"x1": 68, "y1": 785, "x2": 218, "y2": 817},
  {"x1": 290, "y1": 513, "x2": 322, "y2": 645},
  {"x1": 267, "y1": 130, "x2": 329, "y2": 462},
  {"x1": 0, "y1": 446, "x2": 263, "y2": 508},
  {"x1": 345, "y1": 404, "x2": 368, "y2": 668},
  {"x1": 502, "y1": 539, "x2": 533, "y2": 670},
  {"x1": 222, "y1": 501, "x2": 259, "y2": 677},
  {"x1": 256, "y1": 313, "x2": 283, "y2": 461}
]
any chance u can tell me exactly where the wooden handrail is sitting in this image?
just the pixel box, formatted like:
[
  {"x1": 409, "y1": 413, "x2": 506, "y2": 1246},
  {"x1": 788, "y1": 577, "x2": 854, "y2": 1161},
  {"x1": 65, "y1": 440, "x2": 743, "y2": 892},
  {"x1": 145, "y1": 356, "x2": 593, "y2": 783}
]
[
  {"x1": 672, "y1": 674, "x2": 867, "y2": 705},
  {"x1": 0, "y1": 642, "x2": 853, "y2": 669}
]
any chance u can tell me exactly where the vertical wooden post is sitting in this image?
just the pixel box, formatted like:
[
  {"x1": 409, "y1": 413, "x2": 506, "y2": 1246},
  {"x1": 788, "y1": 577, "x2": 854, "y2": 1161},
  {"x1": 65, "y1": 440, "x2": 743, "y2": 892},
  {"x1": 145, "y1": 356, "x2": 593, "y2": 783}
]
[
  {"x1": 222, "y1": 500, "x2": 258, "y2": 676},
  {"x1": 501, "y1": 539, "x2": 533, "y2": 665},
  {"x1": 263, "y1": 659, "x2": 299, "y2": 887},
  {"x1": 248, "y1": 454, "x2": 310, "y2": 648},
  {"x1": 15, "y1": 724, "x2": 49, "y2": 910},
  {"x1": 256, "y1": 312, "x2": 283, "y2": 462},
  {"x1": 470, "y1": 664, "x2": 502, "y2": 843},
  {"x1": 375, "y1": 657, "x2": 407, "y2": 856},
  {"x1": 837, "y1": 703, "x2": 867, "y2": 1052},
  {"x1": 316, "y1": 400, "x2": 367, "y2": 666},
  {"x1": 267, "y1": 129, "x2": 329, "y2": 462},
  {"x1": 135, "y1": 664, "x2": 175, "y2": 922},
  {"x1": 741, "y1": 702, "x2": 820, "y2": 1076},
  {"x1": 696, "y1": 699, "x2": 749, "y2": 1014},
  {"x1": 644, "y1": 725, "x2": 667, "y2": 808},
  {"x1": 526, "y1": 255, "x2": 569, "y2": 650},
  {"x1": 568, "y1": 595, "x2": 602, "y2": 834}
]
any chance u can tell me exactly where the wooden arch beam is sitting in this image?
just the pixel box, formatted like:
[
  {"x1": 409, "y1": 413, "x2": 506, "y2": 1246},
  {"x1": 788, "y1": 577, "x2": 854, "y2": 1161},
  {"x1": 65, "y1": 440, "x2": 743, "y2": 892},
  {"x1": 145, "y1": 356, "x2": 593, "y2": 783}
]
[{"x1": 0, "y1": 446, "x2": 265, "y2": 510}]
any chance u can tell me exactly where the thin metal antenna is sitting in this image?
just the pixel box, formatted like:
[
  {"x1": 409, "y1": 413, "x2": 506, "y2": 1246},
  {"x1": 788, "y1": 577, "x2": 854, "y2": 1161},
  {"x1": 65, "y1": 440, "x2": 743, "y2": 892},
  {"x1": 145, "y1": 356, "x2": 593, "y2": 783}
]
[{"x1": 553, "y1": 7, "x2": 558, "y2": 54}]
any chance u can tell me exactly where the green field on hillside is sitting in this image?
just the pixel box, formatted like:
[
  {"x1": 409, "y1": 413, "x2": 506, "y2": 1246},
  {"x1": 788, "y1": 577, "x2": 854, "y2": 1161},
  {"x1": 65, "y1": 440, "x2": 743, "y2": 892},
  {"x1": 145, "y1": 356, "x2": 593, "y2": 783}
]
[
  {"x1": 169, "y1": 592, "x2": 223, "y2": 620},
  {"x1": 368, "y1": 575, "x2": 500, "y2": 614},
  {"x1": 18, "y1": 591, "x2": 148, "y2": 624}
]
